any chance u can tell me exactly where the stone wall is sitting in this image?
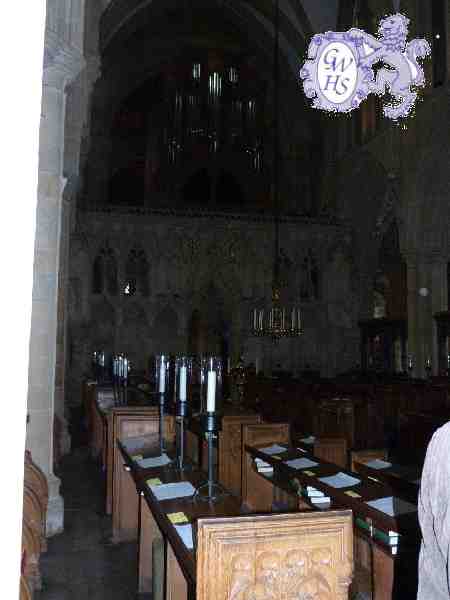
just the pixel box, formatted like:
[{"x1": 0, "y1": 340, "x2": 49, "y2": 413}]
[{"x1": 66, "y1": 209, "x2": 359, "y2": 405}]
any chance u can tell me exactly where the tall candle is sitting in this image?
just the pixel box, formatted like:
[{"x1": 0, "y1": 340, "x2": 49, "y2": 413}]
[
  {"x1": 124, "y1": 358, "x2": 128, "y2": 380},
  {"x1": 207, "y1": 371, "x2": 217, "y2": 412},
  {"x1": 159, "y1": 358, "x2": 166, "y2": 393},
  {"x1": 179, "y1": 366, "x2": 187, "y2": 401}
]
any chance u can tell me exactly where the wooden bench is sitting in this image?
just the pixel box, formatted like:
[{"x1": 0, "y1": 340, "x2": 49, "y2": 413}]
[
  {"x1": 244, "y1": 440, "x2": 420, "y2": 600},
  {"x1": 119, "y1": 432, "x2": 354, "y2": 600},
  {"x1": 21, "y1": 451, "x2": 49, "y2": 596},
  {"x1": 241, "y1": 422, "x2": 290, "y2": 512},
  {"x1": 111, "y1": 413, "x2": 175, "y2": 543}
]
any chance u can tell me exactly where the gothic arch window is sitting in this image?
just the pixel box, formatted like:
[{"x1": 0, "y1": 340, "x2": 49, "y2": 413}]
[
  {"x1": 124, "y1": 248, "x2": 149, "y2": 296},
  {"x1": 92, "y1": 246, "x2": 118, "y2": 295}
]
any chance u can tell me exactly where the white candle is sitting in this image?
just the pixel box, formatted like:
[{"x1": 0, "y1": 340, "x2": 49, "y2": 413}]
[
  {"x1": 124, "y1": 358, "x2": 128, "y2": 380},
  {"x1": 179, "y1": 366, "x2": 187, "y2": 401},
  {"x1": 207, "y1": 371, "x2": 217, "y2": 412},
  {"x1": 159, "y1": 358, "x2": 166, "y2": 393}
]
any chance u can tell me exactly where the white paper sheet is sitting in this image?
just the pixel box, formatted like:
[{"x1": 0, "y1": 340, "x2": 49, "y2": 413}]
[
  {"x1": 258, "y1": 444, "x2": 287, "y2": 455},
  {"x1": 364, "y1": 459, "x2": 392, "y2": 470},
  {"x1": 300, "y1": 436, "x2": 316, "y2": 444},
  {"x1": 149, "y1": 481, "x2": 196, "y2": 501},
  {"x1": 365, "y1": 496, "x2": 417, "y2": 517},
  {"x1": 174, "y1": 524, "x2": 194, "y2": 549},
  {"x1": 284, "y1": 457, "x2": 319, "y2": 470},
  {"x1": 137, "y1": 454, "x2": 171, "y2": 468},
  {"x1": 318, "y1": 472, "x2": 360, "y2": 488}
]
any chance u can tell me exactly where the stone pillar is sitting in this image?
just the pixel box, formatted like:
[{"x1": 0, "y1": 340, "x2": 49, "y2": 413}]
[{"x1": 26, "y1": 27, "x2": 84, "y2": 536}]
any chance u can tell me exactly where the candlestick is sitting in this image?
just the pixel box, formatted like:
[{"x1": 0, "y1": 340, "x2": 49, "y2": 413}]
[
  {"x1": 207, "y1": 371, "x2": 216, "y2": 412},
  {"x1": 159, "y1": 356, "x2": 166, "y2": 393},
  {"x1": 194, "y1": 413, "x2": 226, "y2": 501},
  {"x1": 179, "y1": 366, "x2": 187, "y2": 401}
]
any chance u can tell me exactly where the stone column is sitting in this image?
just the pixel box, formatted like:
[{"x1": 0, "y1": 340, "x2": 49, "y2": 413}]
[{"x1": 26, "y1": 29, "x2": 84, "y2": 536}]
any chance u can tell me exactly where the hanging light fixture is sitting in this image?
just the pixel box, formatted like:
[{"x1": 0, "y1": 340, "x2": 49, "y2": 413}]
[{"x1": 250, "y1": 0, "x2": 302, "y2": 341}]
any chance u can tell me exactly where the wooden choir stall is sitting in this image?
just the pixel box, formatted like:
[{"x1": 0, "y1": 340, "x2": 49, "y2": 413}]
[{"x1": 118, "y1": 432, "x2": 354, "y2": 600}]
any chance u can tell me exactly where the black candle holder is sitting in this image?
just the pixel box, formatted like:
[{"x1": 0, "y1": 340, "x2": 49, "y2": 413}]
[
  {"x1": 174, "y1": 400, "x2": 192, "y2": 471},
  {"x1": 159, "y1": 393, "x2": 166, "y2": 455},
  {"x1": 194, "y1": 412, "x2": 227, "y2": 501}
]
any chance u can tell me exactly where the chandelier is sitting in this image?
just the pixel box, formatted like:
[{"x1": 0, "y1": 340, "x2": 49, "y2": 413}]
[{"x1": 250, "y1": 0, "x2": 302, "y2": 341}]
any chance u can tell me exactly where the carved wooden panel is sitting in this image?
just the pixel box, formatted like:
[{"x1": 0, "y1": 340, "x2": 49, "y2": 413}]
[
  {"x1": 196, "y1": 511, "x2": 353, "y2": 600},
  {"x1": 21, "y1": 518, "x2": 41, "y2": 592},
  {"x1": 219, "y1": 414, "x2": 261, "y2": 497},
  {"x1": 23, "y1": 484, "x2": 44, "y2": 553}
]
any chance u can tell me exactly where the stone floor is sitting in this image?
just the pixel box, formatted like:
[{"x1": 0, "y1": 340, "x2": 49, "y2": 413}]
[{"x1": 35, "y1": 415, "x2": 150, "y2": 600}]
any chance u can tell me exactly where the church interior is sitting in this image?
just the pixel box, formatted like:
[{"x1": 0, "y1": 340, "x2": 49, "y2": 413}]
[{"x1": 19, "y1": 0, "x2": 450, "y2": 599}]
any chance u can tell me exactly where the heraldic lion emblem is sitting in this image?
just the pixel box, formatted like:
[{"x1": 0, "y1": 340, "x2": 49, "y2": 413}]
[{"x1": 300, "y1": 13, "x2": 431, "y2": 120}]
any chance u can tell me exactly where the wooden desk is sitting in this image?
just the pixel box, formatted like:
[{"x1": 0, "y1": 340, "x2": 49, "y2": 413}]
[
  {"x1": 353, "y1": 460, "x2": 420, "y2": 505},
  {"x1": 91, "y1": 384, "x2": 175, "y2": 521},
  {"x1": 245, "y1": 442, "x2": 420, "y2": 600},
  {"x1": 119, "y1": 434, "x2": 354, "y2": 600}
]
